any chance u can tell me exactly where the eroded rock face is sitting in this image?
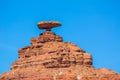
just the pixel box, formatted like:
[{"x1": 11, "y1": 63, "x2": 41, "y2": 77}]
[
  {"x1": 31, "y1": 31, "x2": 63, "y2": 45},
  {"x1": 11, "y1": 31, "x2": 91, "y2": 70},
  {"x1": 0, "y1": 31, "x2": 120, "y2": 80}
]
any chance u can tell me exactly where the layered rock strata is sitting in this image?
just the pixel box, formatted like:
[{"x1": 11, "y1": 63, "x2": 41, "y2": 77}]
[
  {"x1": 0, "y1": 22, "x2": 120, "y2": 80},
  {"x1": 12, "y1": 31, "x2": 92, "y2": 70}
]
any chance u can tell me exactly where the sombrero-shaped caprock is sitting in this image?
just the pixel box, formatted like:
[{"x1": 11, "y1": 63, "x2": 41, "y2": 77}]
[{"x1": 37, "y1": 21, "x2": 61, "y2": 31}]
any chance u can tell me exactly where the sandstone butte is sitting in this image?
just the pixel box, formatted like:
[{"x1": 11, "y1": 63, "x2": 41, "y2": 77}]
[{"x1": 0, "y1": 21, "x2": 120, "y2": 80}]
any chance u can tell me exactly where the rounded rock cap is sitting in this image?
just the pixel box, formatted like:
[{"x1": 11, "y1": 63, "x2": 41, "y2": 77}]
[{"x1": 37, "y1": 21, "x2": 61, "y2": 31}]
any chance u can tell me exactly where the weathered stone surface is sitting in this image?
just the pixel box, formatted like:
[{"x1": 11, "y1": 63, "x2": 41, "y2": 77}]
[
  {"x1": 37, "y1": 21, "x2": 61, "y2": 31},
  {"x1": 0, "y1": 21, "x2": 120, "y2": 80},
  {"x1": 0, "y1": 66, "x2": 120, "y2": 80},
  {"x1": 12, "y1": 41, "x2": 89, "y2": 69},
  {"x1": 31, "y1": 31, "x2": 63, "y2": 45}
]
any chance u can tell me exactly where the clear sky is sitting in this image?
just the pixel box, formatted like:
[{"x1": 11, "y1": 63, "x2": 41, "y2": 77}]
[{"x1": 0, "y1": 0, "x2": 120, "y2": 74}]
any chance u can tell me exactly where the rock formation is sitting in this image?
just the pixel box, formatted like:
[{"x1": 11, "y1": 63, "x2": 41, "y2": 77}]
[
  {"x1": 0, "y1": 21, "x2": 120, "y2": 80},
  {"x1": 37, "y1": 21, "x2": 61, "y2": 31}
]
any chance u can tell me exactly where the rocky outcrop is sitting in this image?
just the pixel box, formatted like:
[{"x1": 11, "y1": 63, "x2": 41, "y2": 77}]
[
  {"x1": 11, "y1": 31, "x2": 92, "y2": 70},
  {"x1": 31, "y1": 31, "x2": 63, "y2": 45},
  {"x1": 0, "y1": 21, "x2": 120, "y2": 80}
]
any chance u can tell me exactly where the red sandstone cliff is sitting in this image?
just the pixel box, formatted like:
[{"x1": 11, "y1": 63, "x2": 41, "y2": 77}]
[{"x1": 0, "y1": 22, "x2": 120, "y2": 80}]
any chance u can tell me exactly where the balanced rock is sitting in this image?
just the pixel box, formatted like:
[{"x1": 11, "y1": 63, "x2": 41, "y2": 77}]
[
  {"x1": 0, "y1": 21, "x2": 120, "y2": 80},
  {"x1": 37, "y1": 21, "x2": 61, "y2": 31}
]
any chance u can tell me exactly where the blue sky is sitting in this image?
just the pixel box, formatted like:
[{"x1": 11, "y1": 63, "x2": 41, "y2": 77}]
[{"x1": 0, "y1": 0, "x2": 120, "y2": 74}]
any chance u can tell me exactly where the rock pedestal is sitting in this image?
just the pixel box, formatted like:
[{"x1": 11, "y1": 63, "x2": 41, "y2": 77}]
[{"x1": 0, "y1": 21, "x2": 120, "y2": 80}]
